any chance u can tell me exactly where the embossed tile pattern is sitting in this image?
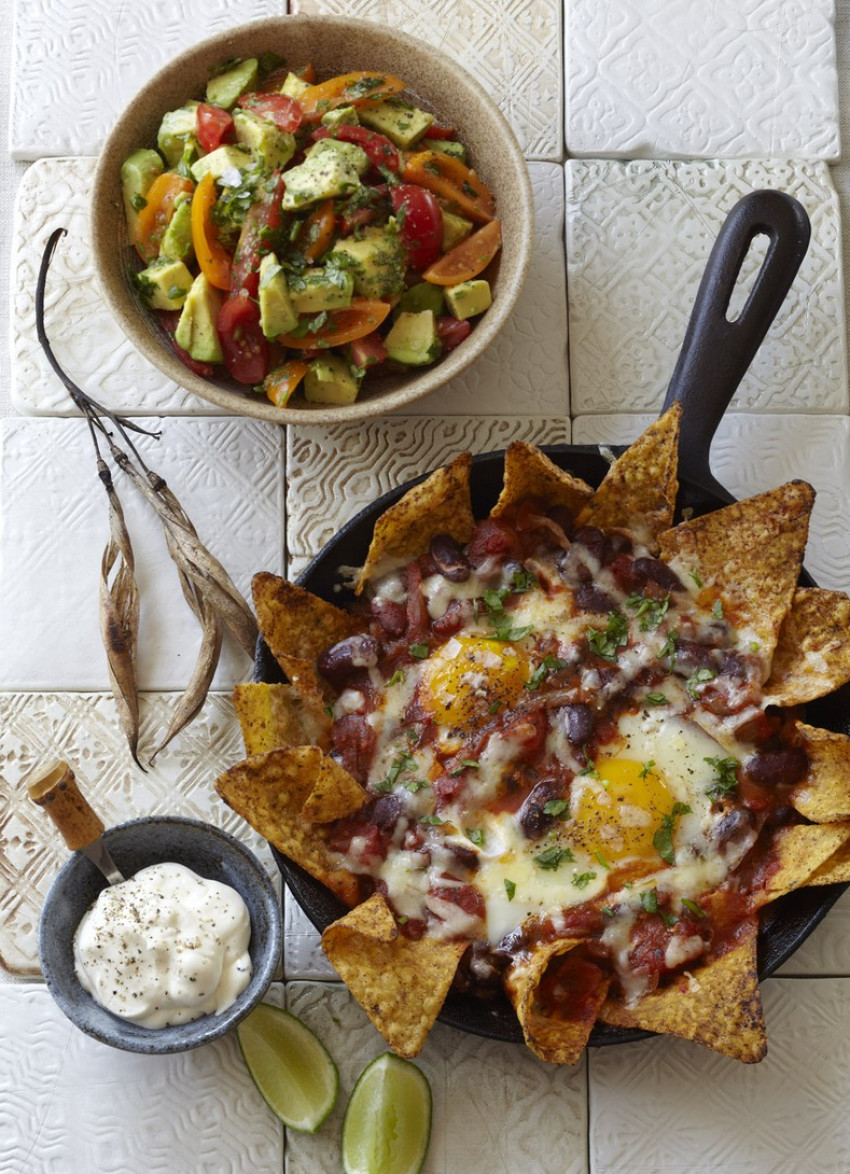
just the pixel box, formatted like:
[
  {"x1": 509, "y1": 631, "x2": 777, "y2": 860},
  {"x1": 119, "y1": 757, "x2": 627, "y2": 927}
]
[
  {"x1": 588, "y1": 978, "x2": 850, "y2": 1173},
  {"x1": 292, "y1": 0, "x2": 563, "y2": 159},
  {"x1": 284, "y1": 893, "x2": 338, "y2": 980},
  {"x1": 566, "y1": 159, "x2": 847, "y2": 415},
  {"x1": 0, "y1": 691, "x2": 278, "y2": 976},
  {"x1": 566, "y1": 0, "x2": 841, "y2": 161},
  {"x1": 9, "y1": 0, "x2": 283, "y2": 159},
  {"x1": 0, "y1": 984, "x2": 284, "y2": 1174},
  {"x1": 0, "y1": 417, "x2": 284, "y2": 691},
  {"x1": 285, "y1": 415, "x2": 570, "y2": 579},
  {"x1": 286, "y1": 981, "x2": 589, "y2": 1174}
]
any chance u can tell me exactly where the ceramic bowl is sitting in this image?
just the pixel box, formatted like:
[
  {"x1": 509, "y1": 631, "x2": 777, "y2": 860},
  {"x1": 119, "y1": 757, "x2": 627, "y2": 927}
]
[
  {"x1": 39, "y1": 816, "x2": 281, "y2": 1053},
  {"x1": 91, "y1": 15, "x2": 533, "y2": 423}
]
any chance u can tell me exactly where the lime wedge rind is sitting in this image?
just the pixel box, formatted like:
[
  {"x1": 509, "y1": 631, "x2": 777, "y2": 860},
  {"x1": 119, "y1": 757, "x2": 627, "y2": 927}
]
[
  {"x1": 342, "y1": 1052, "x2": 432, "y2": 1174},
  {"x1": 236, "y1": 1002, "x2": 339, "y2": 1133}
]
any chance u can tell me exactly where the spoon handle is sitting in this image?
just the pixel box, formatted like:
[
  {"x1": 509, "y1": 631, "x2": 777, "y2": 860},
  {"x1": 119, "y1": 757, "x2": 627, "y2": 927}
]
[{"x1": 27, "y1": 760, "x2": 106, "y2": 851}]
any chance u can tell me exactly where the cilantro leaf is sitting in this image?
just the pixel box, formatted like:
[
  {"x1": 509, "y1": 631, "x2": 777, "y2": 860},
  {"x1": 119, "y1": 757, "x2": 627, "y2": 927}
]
[
  {"x1": 653, "y1": 801, "x2": 692, "y2": 865},
  {"x1": 534, "y1": 845, "x2": 575, "y2": 871},
  {"x1": 587, "y1": 611, "x2": 628, "y2": 662},
  {"x1": 626, "y1": 592, "x2": 670, "y2": 632},
  {"x1": 704, "y1": 756, "x2": 740, "y2": 800}
]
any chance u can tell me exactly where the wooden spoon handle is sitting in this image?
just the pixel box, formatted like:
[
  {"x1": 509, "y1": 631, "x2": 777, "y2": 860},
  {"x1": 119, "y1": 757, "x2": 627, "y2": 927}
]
[{"x1": 27, "y1": 760, "x2": 105, "y2": 851}]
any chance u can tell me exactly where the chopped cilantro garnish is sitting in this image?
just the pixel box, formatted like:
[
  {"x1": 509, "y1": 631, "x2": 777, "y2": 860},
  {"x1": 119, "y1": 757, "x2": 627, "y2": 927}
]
[
  {"x1": 404, "y1": 778, "x2": 429, "y2": 793},
  {"x1": 525, "y1": 655, "x2": 567, "y2": 691},
  {"x1": 587, "y1": 611, "x2": 628, "y2": 662},
  {"x1": 704, "y1": 755, "x2": 740, "y2": 800},
  {"x1": 387, "y1": 669, "x2": 406, "y2": 686},
  {"x1": 572, "y1": 871, "x2": 597, "y2": 889},
  {"x1": 601, "y1": 905, "x2": 616, "y2": 917},
  {"x1": 543, "y1": 799, "x2": 569, "y2": 818},
  {"x1": 682, "y1": 898, "x2": 707, "y2": 919},
  {"x1": 656, "y1": 629, "x2": 679, "y2": 667},
  {"x1": 131, "y1": 192, "x2": 148, "y2": 211},
  {"x1": 504, "y1": 878, "x2": 516, "y2": 901},
  {"x1": 482, "y1": 586, "x2": 533, "y2": 643},
  {"x1": 640, "y1": 889, "x2": 659, "y2": 914},
  {"x1": 409, "y1": 643, "x2": 429, "y2": 659},
  {"x1": 626, "y1": 592, "x2": 670, "y2": 632},
  {"x1": 534, "y1": 845, "x2": 575, "y2": 870},
  {"x1": 488, "y1": 699, "x2": 504, "y2": 714},
  {"x1": 511, "y1": 568, "x2": 538, "y2": 593},
  {"x1": 712, "y1": 599, "x2": 724, "y2": 620},
  {"x1": 420, "y1": 813, "x2": 445, "y2": 825},
  {"x1": 653, "y1": 801, "x2": 692, "y2": 865},
  {"x1": 579, "y1": 747, "x2": 599, "y2": 779},
  {"x1": 750, "y1": 640, "x2": 761, "y2": 652},
  {"x1": 594, "y1": 850, "x2": 611, "y2": 870},
  {"x1": 639, "y1": 760, "x2": 656, "y2": 779},
  {"x1": 689, "y1": 567, "x2": 704, "y2": 588},
  {"x1": 645, "y1": 692, "x2": 669, "y2": 706},
  {"x1": 323, "y1": 704, "x2": 334, "y2": 718},
  {"x1": 466, "y1": 827, "x2": 486, "y2": 847},
  {"x1": 685, "y1": 666, "x2": 715, "y2": 699}
]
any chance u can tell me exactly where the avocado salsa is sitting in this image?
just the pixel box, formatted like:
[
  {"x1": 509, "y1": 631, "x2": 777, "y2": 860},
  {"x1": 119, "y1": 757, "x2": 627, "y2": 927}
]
[{"x1": 121, "y1": 56, "x2": 502, "y2": 407}]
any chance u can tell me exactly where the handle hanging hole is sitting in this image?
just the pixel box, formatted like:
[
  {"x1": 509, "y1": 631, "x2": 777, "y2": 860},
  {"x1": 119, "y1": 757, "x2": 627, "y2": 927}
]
[{"x1": 726, "y1": 230, "x2": 769, "y2": 323}]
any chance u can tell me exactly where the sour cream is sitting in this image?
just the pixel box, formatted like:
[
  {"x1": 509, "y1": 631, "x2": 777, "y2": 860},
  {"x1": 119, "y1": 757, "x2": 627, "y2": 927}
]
[{"x1": 73, "y1": 862, "x2": 252, "y2": 1029}]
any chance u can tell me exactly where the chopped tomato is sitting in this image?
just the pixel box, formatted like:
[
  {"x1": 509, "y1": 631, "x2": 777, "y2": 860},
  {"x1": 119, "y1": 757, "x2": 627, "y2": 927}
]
[
  {"x1": 301, "y1": 199, "x2": 336, "y2": 262},
  {"x1": 404, "y1": 150, "x2": 495, "y2": 223},
  {"x1": 436, "y1": 315, "x2": 471, "y2": 351},
  {"x1": 217, "y1": 292, "x2": 270, "y2": 384},
  {"x1": 196, "y1": 103, "x2": 235, "y2": 152},
  {"x1": 423, "y1": 220, "x2": 501, "y2": 286},
  {"x1": 264, "y1": 360, "x2": 309, "y2": 407},
  {"x1": 278, "y1": 298, "x2": 392, "y2": 348},
  {"x1": 424, "y1": 124, "x2": 456, "y2": 139},
  {"x1": 230, "y1": 170, "x2": 286, "y2": 297},
  {"x1": 298, "y1": 71, "x2": 406, "y2": 120},
  {"x1": 158, "y1": 311, "x2": 215, "y2": 378},
  {"x1": 133, "y1": 173, "x2": 193, "y2": 263},
  {"x1": 237, "y1": 92, "x2": 303, "y2": 133},
  {"x1": 349, "y1": 330, "x2": 387, "y2": 370},
  {"x1": 191, "y1": 172, "x2": 232, "y2": 290},
  {"x1": 313, "y1": 124, "x2": 401, "y2": 173},
  {"x1": 390, "y1": 184, "x2": 443, "y2": 271}
]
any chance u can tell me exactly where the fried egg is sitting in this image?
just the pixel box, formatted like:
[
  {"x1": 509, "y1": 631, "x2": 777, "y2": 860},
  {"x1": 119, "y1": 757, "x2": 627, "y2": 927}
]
[{"x1": 420, "y1": 635, "x2": 528, "y2": 734}]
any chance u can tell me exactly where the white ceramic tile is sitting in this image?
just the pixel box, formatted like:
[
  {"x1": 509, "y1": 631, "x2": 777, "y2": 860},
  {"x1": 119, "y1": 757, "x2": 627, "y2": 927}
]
[
  {"x1": 572, "y1": 414, "x2": 850, "y2": 592},
  {"x1": 0, "y1": 417, "x2": 284, "y2": 691},
  {"x1": 0, "y1": 691, "x2": 279, "y2": 976},
  {"x1": 404, "y1": 162, "x2": 569, "y2": 418},
  {"x1": 566, "y1": 159, "x2": 847, "y2": 416},
  {"x1": 12, "y1": 159, "x2": 222, "y2": 417},
  {"x1": 566, "y1": 0, "x2": 840, "y2": 161},
  {"x1": 285, "y1": 980, "x2": 589, "y2": 1174},
  {"x1": 284, "y1": 892, "x2": 337, "y2": 981},
  {"x1": 292, "y1": 0, "x2": 563, "y2": 159},
  {"x1": 9, "y1": 0, "x2": 283, "y2": 160},
  {"x1": 284, "y1": 415, "x2": 571, "y2": 578},
  {"x1": 0, "y1": 983, "x2": 284, "y2": 1174},
  {"x1": 588, "y1": 978, "x2": 850, "y2": 1174}
]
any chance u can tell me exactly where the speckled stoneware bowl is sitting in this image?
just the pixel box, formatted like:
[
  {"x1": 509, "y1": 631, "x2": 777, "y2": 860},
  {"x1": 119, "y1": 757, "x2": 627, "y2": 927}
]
[
  {"x1": 91, "y1": 15, "x2": 533, "y2": 423},
  {"x1": 39, "y1": 817, "x2": 281, "y2": 1054}
]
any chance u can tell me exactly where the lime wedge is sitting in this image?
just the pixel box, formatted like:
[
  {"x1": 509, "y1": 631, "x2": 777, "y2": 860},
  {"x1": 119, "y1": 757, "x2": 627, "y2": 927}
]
[
  {"x1": 341, "y1": 1052, "x2": 432, "y2": 1174},
  {"x1": 236, "y1": 1002, "x2": 339, "y2": 1132}
]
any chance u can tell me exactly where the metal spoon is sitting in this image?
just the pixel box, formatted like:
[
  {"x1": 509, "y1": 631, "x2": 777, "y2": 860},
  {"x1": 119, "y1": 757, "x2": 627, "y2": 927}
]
[{"x1": 27, "y1": 760, "x2": 126, "y2": 885}]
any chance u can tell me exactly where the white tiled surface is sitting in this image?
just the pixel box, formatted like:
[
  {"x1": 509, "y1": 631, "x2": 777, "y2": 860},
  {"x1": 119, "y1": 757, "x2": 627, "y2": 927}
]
[{"x1": 565, "y1": 0, "x2": 841, "y2": 161}]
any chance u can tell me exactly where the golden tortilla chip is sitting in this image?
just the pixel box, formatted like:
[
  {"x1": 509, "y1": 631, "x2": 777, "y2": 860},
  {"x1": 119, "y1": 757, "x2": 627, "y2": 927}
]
[
  {"x1": 577, "y1": 404, "x2": 681, "y2": 545},
  {"x1": 357, "y1": 453, "x2": 476, "y2": 594},
  {"x1": 233, "y1": 682, "x2": 331, "y2": 755},
  {"x1": 215, "y1": 747, "x2": 365, "y2": 904},
  {"x1": 789, "y1": 723, "x2": 850, "y2": 823},
  {"x1": 804, "y1": 837, "x2": 850, "y2": 886},
  {"x1": 505, "y1": 939, "x2": 609, "y2": 1065},
  {"x1": 600, "y1": 919, "x2": 765, "y2": 1062},
  {"x1": 253, "y1": 573, "x2": 364, "y2": 667},
  {"x1": 490, "y1": 442, "x2": 593, "y2": 522},
  {"x1": 658, "y1": 480, "x2": 814, "y2": 669},
  {"x1": 321, "y1": 892, "x2": 467, "y2": 1057},
  {"x1": 764, "y1": 588, "x2": 850, "y2": 706},
  {"x1": 275, "y1": 653, "x2": 328, "y2": 702},
  {"x1": 752, "y1": 823, "x2": 850, "y2": 905}
]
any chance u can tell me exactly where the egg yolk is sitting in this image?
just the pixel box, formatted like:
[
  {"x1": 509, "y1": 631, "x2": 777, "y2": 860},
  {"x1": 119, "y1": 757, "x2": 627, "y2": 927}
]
[
  {"x1": 421, "y1": 636, "x2": 528, "y2": 728},
  {"x1": 570, "y1": 758, "x2": 673, "y2": 863}
]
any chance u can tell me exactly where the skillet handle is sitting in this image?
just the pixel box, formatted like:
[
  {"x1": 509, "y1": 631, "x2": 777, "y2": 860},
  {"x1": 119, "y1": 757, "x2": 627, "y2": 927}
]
[{"x1": 661, "y1": 189, "x2": 810, "y2": 499}]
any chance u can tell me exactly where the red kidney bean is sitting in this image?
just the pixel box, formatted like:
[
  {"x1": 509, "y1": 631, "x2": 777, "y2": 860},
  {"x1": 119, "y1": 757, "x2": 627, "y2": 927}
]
[
  {"x1": 518, "y1": 780, "x2": 564, "y2": 839},
  {"x1": 745, "y1": 747, "x2": 809, "y2": 787},
  {"x1": 562, "y1": 703, "x2": 595, "y2": 746},
  {"x1": 713, "y1": 807, "x2": 758, "y2": 849},
  {"x1": 429, "y1": 533, "x2": 471, "y2": 582},
  {"x1": 370, "y1": 597, "x2": 407, "y2": 638},
  {"x1": 371, "y1": 793, "x2": 404, "y2": 831},
  {"x1": 318, "y1": 634, "x2": 379, "y2": 686},
  {"x1": 431, "y1": 599, "x2": 470, "y2": 640},
  {"x1": 603, "y1": 532, "x2": 633, "y2": 563},
  {"x1": 571, "y1": 526, "x2": 606, "y2": 563},
  {"x1": 546, "y1": 505, "x2": 575, "y2": 536},
  {"x1": 331, "y1": 714, "x2": 377, "y2": 783},
  {"x1": 672, "y1": 640, "x2": 717, "y2": 676},
  {"x1": 632, "y1": 557, "x2": 684, "y2": 592},
  {"x1": 575, "y1": 583, "x2": 615, "y2": 613}
]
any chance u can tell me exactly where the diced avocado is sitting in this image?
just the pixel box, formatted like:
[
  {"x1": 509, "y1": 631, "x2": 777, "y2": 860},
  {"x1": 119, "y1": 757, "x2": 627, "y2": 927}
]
[
  {"x1": 281, "y1": 71, "x2": 311, "y2": 100},
  {"x1": 190, "y1": 144, "x2": 254, "y2": 183},
  {"x1": 359, "y1": 98, "x2": 434, "y2": 149},
  {"x1": 398, "y1": 282, "x2": 445, "y2": 316},
  {"x1": 282, "y1": 147, "x2": 363, "y2": 211},
  {"x1": 121, "y1": 148, "x2": 164, "y2": 238},
  {"x1": 384, "y1": 310, "x2": 441, "y2": 366},
  {"x1": 304, "y1": 355, "x2": 361, "y2": 405},
  {"x1": 330, "y1": 222, "x2": 406, "y2": 299},
  {"x1": 445, "y1": 279, "x2": 492, "y2": 320},
  {"x1": 289, "y1": 265, "x2": 355, "y2": 314},
  {"x1": 206, "y1": 58, "x2": 259, "y2": 110},
  {"x1": 174, "y1": 272, "x2": 224, "y2": 363},
  {"x1": 258, "y1": 253, "x2": 298, "y2": 338},
  {"x1": 156, "y1": 102, "x2": 199, "y2": 168},
  {"x1": 429, "y1": 138, "x2": 467, "y2": 163},
  {"x1": 307, "y1": 138, "x2": 369, "y2": 176},
  {"x1": 159, "y1": 193, "x2": 194, "y2": 262},
  {"x1": 233, "y1": 109, "x2": 295, "y2": 170},
  {"x1": 135, "y1": 257, "x2": 194, "y2": 311},
  {"x1": 321, "y1": 105, "x2": 360, "y2": 131},
  {"x1": 441, "y1": 210, "x2": 474, "y2": 253}
]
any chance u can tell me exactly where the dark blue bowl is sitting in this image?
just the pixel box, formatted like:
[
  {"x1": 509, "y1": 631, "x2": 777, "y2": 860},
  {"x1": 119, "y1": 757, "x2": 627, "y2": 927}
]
[{"x1": 39, "y1": 816, "x2": 281, "y2": 1053}]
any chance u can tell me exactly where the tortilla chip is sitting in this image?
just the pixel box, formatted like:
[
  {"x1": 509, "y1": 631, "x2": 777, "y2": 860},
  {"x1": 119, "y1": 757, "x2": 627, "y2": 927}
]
[
  {"x1": 253, "y1": 573, "x2": 364, "y2": 667},
  {"x1": 321, "y1": 893, "x2": 467, "y2": 1057},
  {"x1": 752, "y1": 823, "x2": 850, "y2": 905},
  {"x1": 805, "y1": 837, "x2": 850, "y2": 886},
  {"x1": 764, "y1": 588, "x2": 850, "y2": 706},
  {"x1": 658, "y1": 480, "x2": 814, "y2": 669},
  {"x1": 215, "y1": 747, "x2": 365, "y2": 904},
  {"x1": 357, "y1": 453, "x2": 476, "y2": 594},
  {"x1": 576, "y1": 404, "x2": 681, "y2": 545},
  {"x1": 275, "y1": 652, "x2": 328, "y2": 702},
  {"x1": 490, "y1": 442, "x2": 593, "y2": 522},
  {"x1": 789, "y1": 723, "x2": 850, "y2": 823},
  {"x1": 505, "y1": 939, "x2": 609, "y2": 1065},
  {"x1": 600, "y1": 919, "x2": 765, "y2": 1062},
  {"x1": 233, "y1": 682, "x2": 331, "y2": 755}
]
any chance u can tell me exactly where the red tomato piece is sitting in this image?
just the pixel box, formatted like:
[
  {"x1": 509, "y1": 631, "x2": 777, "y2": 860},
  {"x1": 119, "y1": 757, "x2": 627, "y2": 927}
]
[
  {"x1": 316, "y1": 124, "x2": 402, "y2": 173},
  {"x1": 237, "y1": 92, "x2": 303, "y2": 133},
  {"x1": 390, "y1": 184, "x2": 443, "y2": 271},
  {"x1": 424, "y1": 124, "x2": 456, "y2": 139},
  {"x1": 230, "y1": 171, "x2": 287, "y2": 297},
  {"x1": 217, "y1": 293, "x2": 270, "y2": 384},
  {"x1": 349, "y1": 330, "x2": 387, "y2": 370},
  {"x1": 196, "y1": 103, "x2": 235, "y2": 152},
  {"x1": 436, "y1": 315, "x2": 471, "y2": 352}
]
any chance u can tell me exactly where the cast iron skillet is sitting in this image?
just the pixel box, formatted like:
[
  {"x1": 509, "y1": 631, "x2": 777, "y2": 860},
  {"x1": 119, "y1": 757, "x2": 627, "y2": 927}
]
[{"x1": 259, "y1": 190, "x2": 850, "y2": 1045}]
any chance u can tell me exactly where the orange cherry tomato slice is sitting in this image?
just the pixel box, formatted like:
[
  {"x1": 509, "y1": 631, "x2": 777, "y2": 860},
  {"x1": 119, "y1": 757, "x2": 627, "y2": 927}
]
[
  {"x1": 279, "y1": 299, "x2": 392, "y2": 348},
  {"x1": 133, "y1": 173, "x2": 193, "y2": 262},
  {"x1": 264, "y1": 360, "x2": 310, "y2": 407},
  {"x1": 403, "y1": 151, "x2": 495, "y2": 224},
  {"x1": 302, "y1": 200, "x2": 336, "y2": 262},
  {"x1": 190, "y1": 172, "x2": 232, "y2": 291},
  {"x1": 423, "y1": 220, "x2": 502, "y2": 286},
  {"x1": 298, "y1": 71, "x2": 406, "y2": 120}
]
